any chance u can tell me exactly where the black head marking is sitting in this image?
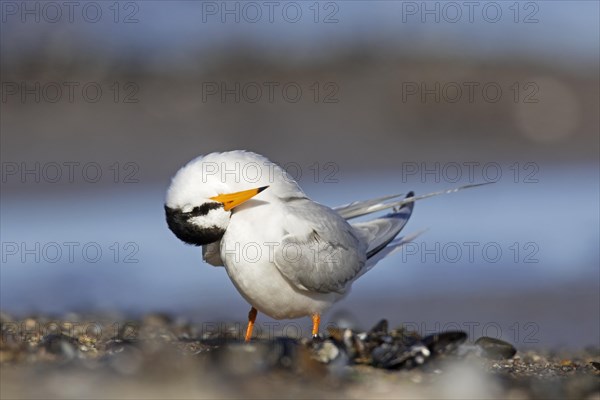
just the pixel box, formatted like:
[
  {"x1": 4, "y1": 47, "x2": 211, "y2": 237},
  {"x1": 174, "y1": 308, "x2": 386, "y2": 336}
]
[
  {"x1": 165, "y1": 204, "x2": 226, "y2": 246},
  {"x1": 188, "y1": 202, "x2": 223, "y2": 217}
]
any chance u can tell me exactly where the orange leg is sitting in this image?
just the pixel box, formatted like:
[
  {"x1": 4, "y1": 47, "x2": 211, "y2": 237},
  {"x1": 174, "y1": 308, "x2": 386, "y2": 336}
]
[
  {"x1": 312, "y1": 313, "x2": 321, "y2": 337},
  {"x1": 244, "y1": 307, "x2": 257, "y2": 342}
]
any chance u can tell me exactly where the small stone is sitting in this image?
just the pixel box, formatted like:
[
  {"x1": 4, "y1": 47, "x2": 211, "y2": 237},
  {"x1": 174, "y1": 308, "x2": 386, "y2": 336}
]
[
  {"x1": 369, "y1": 319, "x2": 388, "y2": 335},
  {"x1": 40, "y1": 333, "x2": 77, "y2": 360},
  {"x1": 78, "y1": 334, "x2": 97, "y2": 347},
  {"x1": 343, "y1": 328, "x2": 365, "y2": 360},
  {"x1": 312, "y1": 340, "x2": 340, "y2": 364},
  {"x1": 422, "y1": 331, "x2": 467, "y2": 355},
  {"x1": 371, "y1": 342, "x2": 431, "y2": 369},
  {"x1": 475, "y1": 337, "x2": 517, "y2": 360}
]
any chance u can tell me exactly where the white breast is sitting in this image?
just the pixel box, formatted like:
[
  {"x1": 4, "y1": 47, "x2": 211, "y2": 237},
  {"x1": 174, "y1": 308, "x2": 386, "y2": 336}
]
[{"x1": 219, "y1": 202, "x2": 345, "y2": 319}]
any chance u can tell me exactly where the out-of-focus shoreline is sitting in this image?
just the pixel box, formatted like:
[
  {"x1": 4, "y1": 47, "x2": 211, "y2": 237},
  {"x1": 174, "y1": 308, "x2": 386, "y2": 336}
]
[{"x1": 1, "y1": 312, "x2": 598, "y2": 400}]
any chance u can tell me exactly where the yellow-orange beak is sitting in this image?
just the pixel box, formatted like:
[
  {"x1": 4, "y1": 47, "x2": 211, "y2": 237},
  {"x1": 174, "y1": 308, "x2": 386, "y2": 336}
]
[{"x1": 210, "y1": 186, "x2": 268, "y2": 211}]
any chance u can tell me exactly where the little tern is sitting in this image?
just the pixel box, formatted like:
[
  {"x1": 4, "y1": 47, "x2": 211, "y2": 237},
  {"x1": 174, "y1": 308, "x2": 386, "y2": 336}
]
[{"x1": 165, "y1": 150, "x2": 486, "y2": 341}]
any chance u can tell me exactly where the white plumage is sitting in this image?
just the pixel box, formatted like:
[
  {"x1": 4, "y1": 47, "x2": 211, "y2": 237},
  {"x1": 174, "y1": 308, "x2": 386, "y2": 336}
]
[{"x1": 165, "y1": 150, "x2": 483, "y2": 336}]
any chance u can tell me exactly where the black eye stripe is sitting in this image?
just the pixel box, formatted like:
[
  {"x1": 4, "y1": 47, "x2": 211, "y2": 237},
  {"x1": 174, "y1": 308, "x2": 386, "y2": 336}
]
[
  {"x1": 164, "y1": 204, "x2": 225, "y2": 246},
  {"x1": 186, "y1": 202, "x2": 223, "y2": 217}
]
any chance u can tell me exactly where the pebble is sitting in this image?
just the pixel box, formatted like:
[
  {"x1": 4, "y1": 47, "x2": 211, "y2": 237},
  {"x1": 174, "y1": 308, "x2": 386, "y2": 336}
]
[
  {"x1": 3, "y1": 311, "x2": 598, "y2": 400},
  {"x1": 311, "y1": 340, "x2": 340, "y2": 364},
  {"x1": 40, "y1": 333, "x2": 77, "y2": 360},
  {"x1": 474, "y1": 337, "x2": 517, "y2": 360}
]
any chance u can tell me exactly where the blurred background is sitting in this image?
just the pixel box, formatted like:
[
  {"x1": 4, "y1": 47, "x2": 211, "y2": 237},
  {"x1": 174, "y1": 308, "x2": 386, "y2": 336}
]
[{"x1": 1, "y1": 1, "x2": 598, "y2": 348}]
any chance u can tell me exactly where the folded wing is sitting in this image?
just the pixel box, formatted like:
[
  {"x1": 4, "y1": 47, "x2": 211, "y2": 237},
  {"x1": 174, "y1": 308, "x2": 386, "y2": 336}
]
[{"x1": 273, "y1": 199, "x2": 368, "y2": 294}]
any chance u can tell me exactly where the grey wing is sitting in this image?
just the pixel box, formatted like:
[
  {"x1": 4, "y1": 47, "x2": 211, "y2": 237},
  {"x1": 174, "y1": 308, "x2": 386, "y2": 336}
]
[
  {"x1": 273, "y1": 200, "x2": 368, "y2": 294},
  {"x1": 351, "y1": 196, "x2": 414, "y2": 259},
  {"x1": 334, "y1": 183, "x2": 492, "y2": 220},
  {"x1": 350, "y1": 194, "x2": 417, "y2": 276},
  {"x1": 334, "y1": 193, "x2": 405, "y2": 219}
]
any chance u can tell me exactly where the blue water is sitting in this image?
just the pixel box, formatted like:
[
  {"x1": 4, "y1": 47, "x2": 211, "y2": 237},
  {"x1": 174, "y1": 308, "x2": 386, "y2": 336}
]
[{"x1": 1, "y1": 164, "x2": 598, "y2": 346}]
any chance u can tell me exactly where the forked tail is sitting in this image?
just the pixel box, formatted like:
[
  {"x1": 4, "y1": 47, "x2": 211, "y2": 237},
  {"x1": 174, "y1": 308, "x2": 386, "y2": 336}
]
[{"x1": 345, "y1": 183, "x2": 492, "y2": 267}]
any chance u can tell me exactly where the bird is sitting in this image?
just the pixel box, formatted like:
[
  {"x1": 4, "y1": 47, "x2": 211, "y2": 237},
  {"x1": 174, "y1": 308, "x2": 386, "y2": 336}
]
[{"x1": 165, "y1": 150, "x2": 486, "y2": 341}]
